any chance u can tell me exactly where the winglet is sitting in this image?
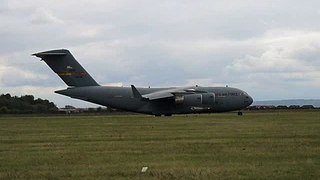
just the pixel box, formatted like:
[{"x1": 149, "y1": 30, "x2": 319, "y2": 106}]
[{"x1": 131, "y1": 85, "x2": 142, "y2": 98}]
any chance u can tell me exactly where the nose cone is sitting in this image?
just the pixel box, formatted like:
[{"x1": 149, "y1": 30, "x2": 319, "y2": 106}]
[
  {"x1": 244, "y1": 94, "x2": 253, "y2": 107},
  {"x1": 248, "y1": 95, "x2": 253, "y2": 105}
]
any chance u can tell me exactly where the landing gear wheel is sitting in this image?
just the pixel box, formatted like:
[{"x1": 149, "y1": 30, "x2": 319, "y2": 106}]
[
  {"x1": 164, "y1": 114, "x2": 172, "y2": 117},
  {"x1": 238, "y1": 112, "x2": 243, "y2": 116},
  {"x1": 155, "y1": 114, "x2": 161, "y2": 117}
]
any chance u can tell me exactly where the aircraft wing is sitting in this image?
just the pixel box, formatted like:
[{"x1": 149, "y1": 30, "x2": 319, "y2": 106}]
[
  {"x1": 131, "y1": 85, "x2": 206, "y2": 100},
  {"x1": 142, "y1": 89, "x2": 177, "y2": 100}
]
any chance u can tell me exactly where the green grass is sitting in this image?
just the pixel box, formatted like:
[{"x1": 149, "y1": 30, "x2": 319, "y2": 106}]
[{"x1": 0, "y1": 112, "x2": 319, "y2": 179}]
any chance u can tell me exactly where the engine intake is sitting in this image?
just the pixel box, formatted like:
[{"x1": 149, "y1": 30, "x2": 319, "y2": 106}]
[{"x1": 175, "y1": 93, "x2": 215, "y2": 107}]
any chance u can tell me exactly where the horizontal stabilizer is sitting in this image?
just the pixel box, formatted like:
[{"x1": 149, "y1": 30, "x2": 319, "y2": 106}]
[{"x1": 32, "y1": 52, "x2": 67, "y2": 58}]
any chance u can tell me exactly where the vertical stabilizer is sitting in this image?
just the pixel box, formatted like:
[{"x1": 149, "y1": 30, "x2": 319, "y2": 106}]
[{"x1": 33, "y1": 49, "x2": 99, "y2": 87}]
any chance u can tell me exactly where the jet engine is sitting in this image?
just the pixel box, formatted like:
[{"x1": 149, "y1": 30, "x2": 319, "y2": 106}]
[
  {"x1": 202, "y1": 93, "x2": 215, "y2": 106},
  {"x1": 175, "y1": 93, "x2": 215, "y2": 107},
  {"x1": 183, "y1": 94, "x2": 203, "y2": 106}
]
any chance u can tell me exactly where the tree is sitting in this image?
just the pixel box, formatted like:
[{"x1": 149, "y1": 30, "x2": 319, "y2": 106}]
[
  {"x1": 0, "y1": 93, "x2": 58, "y2": 114},
  {"x1": 0, "y1": 106, "x2": 9, "y2": 114}
]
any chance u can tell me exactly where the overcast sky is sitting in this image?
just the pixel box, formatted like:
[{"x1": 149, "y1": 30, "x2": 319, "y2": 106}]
[{"x1": 1, "y1": 0, "x2": 320, "y2": 107}]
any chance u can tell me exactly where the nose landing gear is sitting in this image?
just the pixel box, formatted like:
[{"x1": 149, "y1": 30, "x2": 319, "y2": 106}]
[{"x1": 238, "y1": 111, "x2": 243, "y2": 116}]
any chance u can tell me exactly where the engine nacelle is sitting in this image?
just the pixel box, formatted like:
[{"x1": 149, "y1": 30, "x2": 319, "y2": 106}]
[
  {"x1": 202, "y1": 93, "x2": 215, "y2": 106},
  {"x1": 175, "y1": 93, "x2": 215, "y2": 107},
  {"x1": 183, "y1": 94, "x2": 203, "y2": 107}
]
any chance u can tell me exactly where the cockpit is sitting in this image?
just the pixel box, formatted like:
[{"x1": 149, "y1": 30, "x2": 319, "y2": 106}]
[{"x1": 241, "y1": 91, "x2": 253, "y2": 106}]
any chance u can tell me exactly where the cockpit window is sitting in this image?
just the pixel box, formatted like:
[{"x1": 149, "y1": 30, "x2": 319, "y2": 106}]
[{"x1": 240, "y1": 91, "x2": 248, "y2": 96}]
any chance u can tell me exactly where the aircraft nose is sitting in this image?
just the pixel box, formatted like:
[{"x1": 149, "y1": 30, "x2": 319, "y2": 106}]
[
  {"x1": 244, "y1": 95, "x2": 253, "y2": 106},
  {"x1": 248, "y1": 95, "x2": 253, "y2": 105}
]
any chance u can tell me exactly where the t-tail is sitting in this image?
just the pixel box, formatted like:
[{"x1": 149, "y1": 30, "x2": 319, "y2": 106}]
[{"x1": 33, "y1": 49, "x2": 99, "y2": 87}]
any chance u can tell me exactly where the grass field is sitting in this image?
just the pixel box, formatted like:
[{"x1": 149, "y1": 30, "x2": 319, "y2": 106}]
[{"x1": 0, "y1": 112, "x2": 319, "y2": 179}]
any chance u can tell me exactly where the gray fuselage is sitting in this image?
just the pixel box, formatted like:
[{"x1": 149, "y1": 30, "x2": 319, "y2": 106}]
[{"x1": 56, "y1": 86, "x2": 253, "y2": 115}]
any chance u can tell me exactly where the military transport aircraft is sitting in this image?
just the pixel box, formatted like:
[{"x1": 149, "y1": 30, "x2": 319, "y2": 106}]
[{"x1": 33, "y1": 49, "x2": 253, "y2": 116}]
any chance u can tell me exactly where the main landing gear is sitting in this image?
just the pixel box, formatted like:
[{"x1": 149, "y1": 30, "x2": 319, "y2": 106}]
[
  {"x1": 237, "y1": 111, "x2": 243, "y2": 116},
  {"x1": 154, "y1": 114, "x2": 172, "y2": 117}
]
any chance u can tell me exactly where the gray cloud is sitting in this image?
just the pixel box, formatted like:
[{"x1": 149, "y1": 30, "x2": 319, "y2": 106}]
[
  {"x1": 30, "y1": 8, "x2": 63, "y2": 25},
  {"x1": 1, "y1": 0, "x2": 320, "y2": 107}
]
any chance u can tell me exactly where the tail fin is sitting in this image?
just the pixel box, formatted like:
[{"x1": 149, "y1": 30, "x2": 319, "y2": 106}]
[{"x1": 33, "y1": 49, "x2": 99, "y2": 87}]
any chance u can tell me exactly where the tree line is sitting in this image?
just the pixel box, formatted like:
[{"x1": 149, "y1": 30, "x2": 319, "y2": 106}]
[{"x1": 0, "y1": 94, "x2": 58, "y2": 114}]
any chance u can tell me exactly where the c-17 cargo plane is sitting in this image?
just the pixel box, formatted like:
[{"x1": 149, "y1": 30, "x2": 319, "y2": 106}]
[{"x1": 33, "y1": 49, "x2": 253, "y2": 116}]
